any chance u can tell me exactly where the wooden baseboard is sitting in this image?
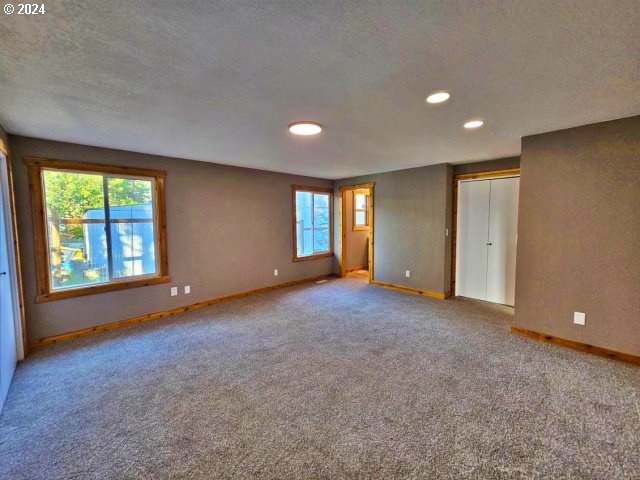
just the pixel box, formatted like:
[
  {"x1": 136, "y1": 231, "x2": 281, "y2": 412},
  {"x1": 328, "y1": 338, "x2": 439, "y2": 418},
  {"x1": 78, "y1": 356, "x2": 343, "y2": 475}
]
[
  {"x1": 29, "y1": 274, "x2": 336, "y2": 349},
  {"x1": 511, "y1": 327, "x2": 640, "y2": 365},
  {"x1": 371, "y1": 280, "x2": 447, "y2": 300},
  {"x1": 345, "y1": 265, "x2": 368, "y2": 273}
]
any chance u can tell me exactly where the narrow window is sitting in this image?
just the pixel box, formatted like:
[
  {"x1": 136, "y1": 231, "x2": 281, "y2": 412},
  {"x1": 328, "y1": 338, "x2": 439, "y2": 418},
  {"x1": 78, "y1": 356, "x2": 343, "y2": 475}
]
[
  {"x1": 353, "y1": 190, "x2": 369, "y2": 231},
  {"x1": 292, "y1": 185, "x2": 334, "y2": 261},
  {"x1": 26, "y1": 157, "x2": 169, "y2": 301}
]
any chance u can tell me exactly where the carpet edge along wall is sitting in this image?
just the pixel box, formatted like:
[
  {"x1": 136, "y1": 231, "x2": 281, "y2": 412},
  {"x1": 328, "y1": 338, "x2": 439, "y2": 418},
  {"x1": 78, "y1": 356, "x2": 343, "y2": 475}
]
[
  {"x1": 30, "y1": 274, "x2": 337, "y2": 348},
  {"x1": 511, "y1": 327, "x2": 640, "y2": 365}
]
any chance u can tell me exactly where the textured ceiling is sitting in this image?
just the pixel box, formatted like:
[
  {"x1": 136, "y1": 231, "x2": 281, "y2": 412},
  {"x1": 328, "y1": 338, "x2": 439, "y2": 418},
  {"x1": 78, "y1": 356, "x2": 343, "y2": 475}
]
[{"x1": 1, "y1": 1, "x2": 639, "y2": 179}]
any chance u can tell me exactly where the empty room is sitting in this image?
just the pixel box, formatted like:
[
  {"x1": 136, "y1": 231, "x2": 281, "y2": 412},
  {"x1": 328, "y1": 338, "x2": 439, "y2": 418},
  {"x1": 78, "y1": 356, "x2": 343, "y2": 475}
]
[{"x1": 0, "y1": 1, "x2": 638, "y2": 478}]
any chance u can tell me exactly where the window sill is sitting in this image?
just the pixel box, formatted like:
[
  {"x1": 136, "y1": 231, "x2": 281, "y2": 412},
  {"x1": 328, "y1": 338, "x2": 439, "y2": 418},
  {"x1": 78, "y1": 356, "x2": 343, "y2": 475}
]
[
  {"x1": 35, "y1": 275, "x2": 171, "y2": 303},
  {"x1": 292, "y1": 252, "x2": 334, "y2": 263}
]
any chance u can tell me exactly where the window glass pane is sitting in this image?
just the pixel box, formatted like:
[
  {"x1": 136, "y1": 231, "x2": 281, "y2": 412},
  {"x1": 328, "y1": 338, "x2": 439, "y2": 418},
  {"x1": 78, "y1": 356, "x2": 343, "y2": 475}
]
[
  {"x1": 295, "y1": 190, "x2": 331, "y2": 257},
  {"x1": 355, "y1": 210, "x2": 366, "y2": 225},
  {"x1": 296, "y1": 191, "x2": 313, "y2": 256},
  {"x1": 107, "y1": 178, "x2": 157, "y2": 278},
  {"x1": 355, "y1": 193, "x2": 367, "y2": 210},
  {"x1": 313, "y1": 193, "x2": 330, "y2": 253},
  {"x1": 43, "y1": 170, "x2": 108, "y2": 290}
]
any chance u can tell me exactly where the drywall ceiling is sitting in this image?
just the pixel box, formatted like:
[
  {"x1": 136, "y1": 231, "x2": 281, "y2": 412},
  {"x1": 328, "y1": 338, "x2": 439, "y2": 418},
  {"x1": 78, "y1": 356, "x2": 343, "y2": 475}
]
[{"x1": 0, "y1": 1, "x2": 639, "y2": 179}]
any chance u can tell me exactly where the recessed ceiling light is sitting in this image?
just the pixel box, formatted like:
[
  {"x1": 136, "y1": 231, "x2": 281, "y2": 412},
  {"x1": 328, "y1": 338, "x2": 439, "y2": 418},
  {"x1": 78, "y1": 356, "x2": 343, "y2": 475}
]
[
  {"x1": 426, "y1": 91, "x2": 450, "y2": 104},
  {"x1": 464, "y1": 120, "x2": 484, "y2": 129},
  {"x1": 289, "y1": 121, "x2": 322, "y2": 136}
]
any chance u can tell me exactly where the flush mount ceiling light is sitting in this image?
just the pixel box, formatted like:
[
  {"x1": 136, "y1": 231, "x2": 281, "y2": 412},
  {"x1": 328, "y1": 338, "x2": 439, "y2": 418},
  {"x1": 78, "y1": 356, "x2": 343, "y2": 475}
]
[
  {"x1": 464, "y1": 119, "x2": 484, "y2": 129},
  {"x1": 288, "y1": 121, "x2": 322, "y2": 136},
  {"x1": 426, "y1": 91, "x2": 450, "y2": 104}
]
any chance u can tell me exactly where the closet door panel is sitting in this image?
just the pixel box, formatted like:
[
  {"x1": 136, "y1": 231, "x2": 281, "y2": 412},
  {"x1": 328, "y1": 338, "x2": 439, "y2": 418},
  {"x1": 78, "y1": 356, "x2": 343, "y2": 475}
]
[
  {"x1": 486, "y1": 177, "x2": 519, "y2": 306},
  {"x1": 456, "y1": 180, "x2": 490, "y2": 300}
]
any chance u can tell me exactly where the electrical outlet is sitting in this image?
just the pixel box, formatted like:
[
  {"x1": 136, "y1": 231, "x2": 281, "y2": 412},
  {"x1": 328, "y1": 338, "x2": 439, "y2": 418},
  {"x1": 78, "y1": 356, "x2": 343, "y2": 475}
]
[
  {"x1": 405, "y1": 270, "x2": 411, "y2": 278},
  {"x1": 184, "y1": 285, "x2": 191, "y2": 294},
  {"x1": 573, "y1": 312, "x2": 586, "y2": 326},
  {"x1": 170, "y1": 286, "x2": 178, "y2": 297},
  {"x1": 274, "y1": 269, "x2": 279, "y2": 276}
]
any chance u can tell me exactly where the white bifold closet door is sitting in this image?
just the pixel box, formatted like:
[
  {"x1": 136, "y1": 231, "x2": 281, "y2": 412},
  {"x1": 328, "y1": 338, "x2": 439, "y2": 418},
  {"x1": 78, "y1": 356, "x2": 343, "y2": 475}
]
[
  {"x1": 456, "y1": 177, "x2": 519, "y2": 306},
  {"x1": 456, "y1": 180, "x2": 491, "y2": 302}
]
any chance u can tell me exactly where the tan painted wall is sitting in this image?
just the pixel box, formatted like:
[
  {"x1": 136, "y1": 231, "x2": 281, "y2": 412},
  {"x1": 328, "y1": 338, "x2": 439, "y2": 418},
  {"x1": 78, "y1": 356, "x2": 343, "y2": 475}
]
[
  {"x1": 444, "y1": 165, "x2": 453, "y2": 291},
  {"x1": 9, "y1": 136, "x2": 334, "y2": 342},
  {"x1": 514, "y1": 116, "x2": 640, "y2": 355},
  {"x1": 344, "y1": 190, "x2": 369, "y2": 271},
  {"x1": 335, "y1": 163, "x2": 450, "y2": 294},
  {"x1": 453, "y1": 156, "x2": 520, "y2": 176}
]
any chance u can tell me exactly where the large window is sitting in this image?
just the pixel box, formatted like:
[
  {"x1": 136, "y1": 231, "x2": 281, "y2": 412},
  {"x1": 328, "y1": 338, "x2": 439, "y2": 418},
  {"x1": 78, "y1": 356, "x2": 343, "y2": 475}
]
[
  {"x1": 292, "y1": 185, "x2": 333, "y2": 261},
  {"x1": 26, "y1": 157, "x2": 169, "y2": 302},
  {"x1": 353, "y1": 190, "x2": 370, "y2": 230}
]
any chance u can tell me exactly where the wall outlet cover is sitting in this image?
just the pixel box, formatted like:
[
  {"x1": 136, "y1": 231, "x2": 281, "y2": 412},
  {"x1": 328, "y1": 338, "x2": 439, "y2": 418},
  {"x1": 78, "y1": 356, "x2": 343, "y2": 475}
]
[
  {"x1": 274, "y1": 269, "x2": 279, "y2": 276},
  {"x1": 184, "y1": 285, "x2": 191, "y2": 294},
  {"x1": 170, "y1": 286, "x2": 178, "y2": 297},
  {"x1": 405, "y1": 270, "x2": 411, "y2": 278},
  {"x1": 573, "y1": 312, "x2": 586, "y2": 325}
]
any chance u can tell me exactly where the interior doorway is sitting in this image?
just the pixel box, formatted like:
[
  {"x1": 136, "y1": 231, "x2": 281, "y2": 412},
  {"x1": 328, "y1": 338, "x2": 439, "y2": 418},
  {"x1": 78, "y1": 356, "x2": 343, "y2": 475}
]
[
  {"x1": 339, "y1": 183, "x2": 374, "y2": 282},
  {"x1": 0, "y1": 152, "x2": 25, "y2": 412},
  {"x1": 452, "y1": 169, "x2": 520, "y2": 306}
]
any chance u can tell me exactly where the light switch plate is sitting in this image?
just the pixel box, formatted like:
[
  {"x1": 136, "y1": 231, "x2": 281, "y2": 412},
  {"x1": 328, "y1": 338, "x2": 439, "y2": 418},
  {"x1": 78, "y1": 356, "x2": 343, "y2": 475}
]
[
  {"x1": 184, "y1": 285, "x2": 191, "y2": 294},
  {"x1": 170, "y1": 286, "x2": 178, "y2": 297},
  {"x1": 573, "y1": 312, "x2": 586, "y2": 325}
]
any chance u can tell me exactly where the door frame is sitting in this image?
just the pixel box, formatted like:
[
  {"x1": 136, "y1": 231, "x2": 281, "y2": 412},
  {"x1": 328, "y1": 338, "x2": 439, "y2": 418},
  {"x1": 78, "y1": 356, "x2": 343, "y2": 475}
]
[
  {"x1": 0, "y1": 151, "x2": 27, "y2": 359},
  {"x1": 451, "y1": 168, "x2": 520, "y2": 296},
  {"x1": 338, "y1": 183, "x2": 375, "y2": 281}
]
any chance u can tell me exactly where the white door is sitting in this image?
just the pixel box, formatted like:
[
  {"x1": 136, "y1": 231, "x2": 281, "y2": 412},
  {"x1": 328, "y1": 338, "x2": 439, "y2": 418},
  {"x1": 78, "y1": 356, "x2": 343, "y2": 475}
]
[
  {"x1": 0, "y1": 154, "x2": 20, "y2": 412},
  {"x1": 486, "y1": 178, "x2": 519, "y2": 305},
  {"x1": 456, "y1": 180, "x2": 490, "y2": 301},
  {"x1": 456, "y1": 176, "x2": 519, "y2": 306}
]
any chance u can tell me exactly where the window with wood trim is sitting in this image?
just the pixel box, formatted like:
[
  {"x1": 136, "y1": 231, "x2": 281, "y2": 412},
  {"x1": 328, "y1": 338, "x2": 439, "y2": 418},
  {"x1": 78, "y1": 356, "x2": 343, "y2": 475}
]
[
  {"x1": 292, "y1": 185, "x2": 334, "y2": 261},
  {"x1": 353, "y1": 190, "x2": 370, "y2": 231},
  {"x1": 25, "y1": 157, "x2": 169, "y2": 302}
]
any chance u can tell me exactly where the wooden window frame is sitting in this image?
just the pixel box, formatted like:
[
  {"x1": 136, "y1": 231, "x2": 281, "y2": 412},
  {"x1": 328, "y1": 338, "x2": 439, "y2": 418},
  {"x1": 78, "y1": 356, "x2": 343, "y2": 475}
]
[
  {"x1": 25, "y1": 157, "x2": 170, "y2": 303},
  {"x1": 352, "y1": 189, "x2": 370, "y2": 231},
  {"x1": 291, "y1": 185, "x2": 334, "y2": 262}
]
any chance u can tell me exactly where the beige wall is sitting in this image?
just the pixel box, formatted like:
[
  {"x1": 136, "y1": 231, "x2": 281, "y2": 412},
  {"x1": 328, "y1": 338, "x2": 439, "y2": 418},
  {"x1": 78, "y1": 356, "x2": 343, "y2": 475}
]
[
  {"x1": 335, "y1": 163, "x2": 451, "y2": 294},
  {"x1": 444, "y1": 165, "x2": 453, "y2": 290},
  {"x1": 10, "y1": 136, "x2": 334, "y2": 342},
  {"x1": 514, "y1": 116, "x2": 640, "y2": 355},
  {"x1": 344, "y1": 190, "x2": 369, "y2": 270},
  {"x1": 453, "y1": 156, "x2": 520, "y2": 175}
]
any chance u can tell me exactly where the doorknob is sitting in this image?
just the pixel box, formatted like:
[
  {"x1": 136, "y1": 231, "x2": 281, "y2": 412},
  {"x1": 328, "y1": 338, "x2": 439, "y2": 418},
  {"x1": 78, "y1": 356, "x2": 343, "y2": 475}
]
[
  {"x1": 0, "y1": 272, "x2": 6, "y2": 275},
  {"x1": 486, "y1": 243, "x2": 493, "y2": 246}
]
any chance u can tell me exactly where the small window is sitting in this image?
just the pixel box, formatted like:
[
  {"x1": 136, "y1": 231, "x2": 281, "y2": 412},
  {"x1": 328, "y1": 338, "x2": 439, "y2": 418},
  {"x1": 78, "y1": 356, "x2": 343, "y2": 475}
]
[
  {"x1": 26, "y1": 157, "x2": 169, "y2": 302},
  {"x1": 292, "y1": 185, "x2": 334, "y2": 261},
  {"x1": 353, "y1": 190, "x2": 369, "y2": 231}
]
